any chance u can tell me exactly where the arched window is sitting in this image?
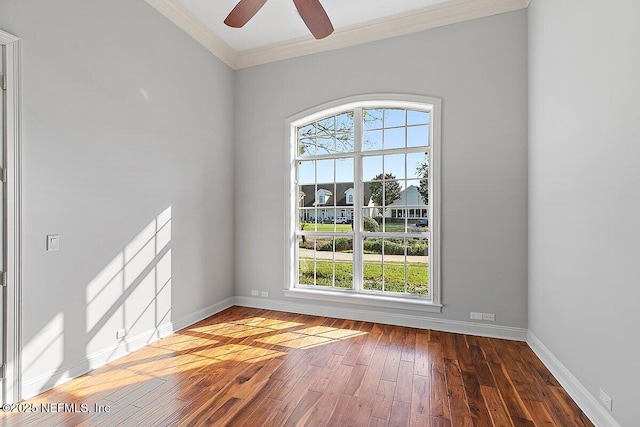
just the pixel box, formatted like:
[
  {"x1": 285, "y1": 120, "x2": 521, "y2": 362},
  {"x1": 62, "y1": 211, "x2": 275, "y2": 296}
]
[{"x1": 286, "y1": 95, "x2": 441, "y2": 310}]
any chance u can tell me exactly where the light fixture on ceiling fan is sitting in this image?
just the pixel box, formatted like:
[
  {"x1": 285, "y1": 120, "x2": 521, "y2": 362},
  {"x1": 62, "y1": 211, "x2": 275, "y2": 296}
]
[{"x1": 224, "y1": 0, "x2": 334, "y2": 40}]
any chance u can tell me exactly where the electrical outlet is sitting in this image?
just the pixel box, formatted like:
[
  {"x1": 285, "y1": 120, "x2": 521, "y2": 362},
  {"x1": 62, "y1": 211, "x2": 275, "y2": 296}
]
[
  {"x1": 599, "y1": 389, "x2": 612, "y2": 412},
  {"x1": 116, "y1": 329, "x2": 126, "y2": 339},
  {"x1": 261, "y1": 291, "x2": 269, "y2": 298},
  {"x1": 482, "y1": 313, "x2": 495, "y2": 321},
  {"x1": 470, "y1": 312, "x2": 483, "y2": 320},
  {"x1": 251, "y1": 290, "x2": 259, "y2": 296}
]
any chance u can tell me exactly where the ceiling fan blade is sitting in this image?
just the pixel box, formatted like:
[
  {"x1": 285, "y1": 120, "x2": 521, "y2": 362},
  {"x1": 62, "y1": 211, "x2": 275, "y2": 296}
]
[
  {"x1": 224, "y1": 0, "x2": 268, "y2": 28},
  {"x1": 292, "y1": 0, "x2": 334, "y2": 39}
]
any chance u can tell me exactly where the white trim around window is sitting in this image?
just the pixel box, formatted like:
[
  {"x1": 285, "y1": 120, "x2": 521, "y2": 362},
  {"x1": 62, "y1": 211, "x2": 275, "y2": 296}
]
[{"x1": 284, "y1": 94, "x2": 442, "y2": 312}]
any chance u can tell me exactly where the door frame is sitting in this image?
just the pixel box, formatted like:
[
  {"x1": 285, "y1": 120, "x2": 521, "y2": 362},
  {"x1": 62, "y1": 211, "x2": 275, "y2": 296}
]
[{"x1": 0, "y1": 29, "x2": 23, "y2": 405}]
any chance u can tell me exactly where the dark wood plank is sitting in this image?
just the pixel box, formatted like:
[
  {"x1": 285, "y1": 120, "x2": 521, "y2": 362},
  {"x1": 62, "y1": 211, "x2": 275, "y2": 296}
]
[
  {"x1": 413, "y1": 331, "x2": 430, "y2": 377},
  {"x1": 429, "y1": 341, "x2": 451, "y2": 422},
  {"x1": 371, "y1": 379, "x2": 395, "y2": 420},
  {"x1": 481, "y1": 384, "x2": 516, "y2": 427},
  {"x1": 343, "y1": 363, "x2": 368, "y2": 396},
  {"x1": 409, "y1": 375, "x2": 429, "y2": 427},
  {"x1": 326, "y1": 393, "x2": 373, "y2": 427},
  {"x1": 394, "y1": 360, "x2": 414, "y2": 404},
  {"x1": 443, "y1": 358, "x2": 473, "y2": 427},
  {"x1": 488, "y1": 361, "x2": 534, "y2": 423},
  {"x1": 401, "y1": 328, "x2": 417, "y2": 362},
  {"x1": 388, "y1": 400, "x2": 411, "y2": 427}
]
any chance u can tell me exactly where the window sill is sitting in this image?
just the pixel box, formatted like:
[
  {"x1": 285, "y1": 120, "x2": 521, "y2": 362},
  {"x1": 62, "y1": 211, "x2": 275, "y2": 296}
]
[{"x1": 283, "y1": 288, "x2": 442, "y2": 313}]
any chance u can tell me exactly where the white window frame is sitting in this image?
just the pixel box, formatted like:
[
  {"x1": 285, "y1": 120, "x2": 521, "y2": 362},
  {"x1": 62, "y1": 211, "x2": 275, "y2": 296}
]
[{"x1": 284, "y1": 94, "x2": 442, "y2": 312}]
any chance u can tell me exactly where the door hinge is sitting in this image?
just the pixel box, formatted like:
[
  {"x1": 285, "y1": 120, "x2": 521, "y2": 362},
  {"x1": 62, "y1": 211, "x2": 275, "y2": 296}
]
[
  {"x1": 0, "y1": 364, "x2": 5, "y2": 379},
  {"x1": 0, "y1": 271, "x2": 6, "y2": 287},
  {"x1": 1, "y1": 74, "x2": 6, "y2": 91},
  {"x1": 0, "y1": 167, "x2": 6, "y2": 183}
]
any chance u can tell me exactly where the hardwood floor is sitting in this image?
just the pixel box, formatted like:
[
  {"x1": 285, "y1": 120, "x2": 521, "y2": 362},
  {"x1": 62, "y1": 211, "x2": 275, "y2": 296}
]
[{"x1": 2, "y1": 306, "x2": 593, "y2": 426}]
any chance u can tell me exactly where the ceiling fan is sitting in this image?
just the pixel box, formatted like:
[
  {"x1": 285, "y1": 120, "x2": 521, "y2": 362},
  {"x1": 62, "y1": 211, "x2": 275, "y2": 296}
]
[{"x1": 224, "y1": 0, "x2": 334, "y2": 40}]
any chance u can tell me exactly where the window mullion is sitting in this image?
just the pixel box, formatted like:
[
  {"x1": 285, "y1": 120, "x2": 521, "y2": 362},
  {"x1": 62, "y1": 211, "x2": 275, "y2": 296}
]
[{"x1": 353, "y1": 107, "x2": 363, "y2": 292}]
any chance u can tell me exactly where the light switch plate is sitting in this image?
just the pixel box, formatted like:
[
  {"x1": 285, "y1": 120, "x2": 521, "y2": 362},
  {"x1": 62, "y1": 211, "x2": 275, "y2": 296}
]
[{"x1": 47, "y1": 234, "x2": 60, "y2": 251}]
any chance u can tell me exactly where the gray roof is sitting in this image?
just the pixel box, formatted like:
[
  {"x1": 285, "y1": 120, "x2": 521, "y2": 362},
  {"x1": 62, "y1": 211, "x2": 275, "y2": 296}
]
[{"x1": 299, "y1": 182, "x2": 371, "y2": 208}]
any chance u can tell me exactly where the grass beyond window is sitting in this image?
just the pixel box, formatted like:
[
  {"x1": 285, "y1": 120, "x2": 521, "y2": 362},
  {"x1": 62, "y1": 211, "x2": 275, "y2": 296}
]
[{"x1": 298, "y1": 258, "x2": 428, "y2": 295}]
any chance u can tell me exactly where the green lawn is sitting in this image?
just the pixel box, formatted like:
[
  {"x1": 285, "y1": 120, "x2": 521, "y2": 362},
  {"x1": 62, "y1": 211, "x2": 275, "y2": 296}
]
[
  {"x1": 299, "y1": 259, "x2": 429, "y2": 295},
  {"x1": 303, "y1": 222, "x2": 415, "y2": 233},
  {"x1": 308, "y1": 223, "x2": 353, "y2": 232}
]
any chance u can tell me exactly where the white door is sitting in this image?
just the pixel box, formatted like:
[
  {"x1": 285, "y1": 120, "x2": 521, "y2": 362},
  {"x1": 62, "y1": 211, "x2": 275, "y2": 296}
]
[{"x1": 0, "y1": 45, "x2": 5, "y2": 400}]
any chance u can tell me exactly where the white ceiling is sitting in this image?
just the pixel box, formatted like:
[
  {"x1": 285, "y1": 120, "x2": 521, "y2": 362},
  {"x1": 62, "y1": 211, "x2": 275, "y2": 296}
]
[
  {"x1": 177, "y1": 0, "x2": 450, "y2": 51},
  {"x1": 145, "y1": 0, "x2": 530, "y2": 68}
]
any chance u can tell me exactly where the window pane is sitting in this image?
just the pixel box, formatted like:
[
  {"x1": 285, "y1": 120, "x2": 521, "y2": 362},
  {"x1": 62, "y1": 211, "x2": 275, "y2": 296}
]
[
  {"x1": 337, "y1": 208, "x2": 354, "y2": 230},
  {"x1": 344, "y1": 189, "x2": 355, "y2": 207},
  {"x1": 366, "y1": 180, "x2": 382, "y2": 212},
  {"x1": 298, "y1": 236, "x2": 315, "y2": 285},
  {"x1": 407, "y1": 110, "x2": 429, "y2": 126},
  {"x1": 316, "y1": 159, "x2": 334, "y2": 183},
  {"x1": 407, "y1": 238, "x2": 429, "y2": 295},
  {"x1": 384, "y1": 154, "x2": 405, "y2": 180},
  {"x1": 363, "y1": 156, "x2": 383, "y2": 181},
  {"x1": 297, "y1": 123, "x2": 316, "y2": 156},
  {"x1": 298, "y1": 161, "x2": 315, "y2": 185},
  {"x1": 403, "y1": 179, "x2": 421, "y2": 206},
  {"x1": 299, "y1": 208, "x2": 315, "y2": 227},
  {"x1": 383, "y1": 238, "x2": 406, "y2": 293},
  {"x1": 314, "y1": 236, "x2": 334, "y2": 287},
  {"x1": 382, "y1": 216, "x2": 405, "y2": 233},
  {"x1": 336, "y1": 112, "x2": 354, "y2": 133},
  {"x1": 384, "y1": 109, "x2": 406, "y2": 128},
  {"x1": 334, "y1": 237, "x2": 353, "y2": 289},
  {"x1": 362, "y1": 210, "x2": 380, "y2": 232},
  {"x1": 316, "y1": 135, "x2": 335, "y2": 155},
  {"x1": 407, "y1": 125, "x2": 429, "y2": 148},
  {"x1": 303, "y1": 209, "x2": 319, "y2": 231},
  {"x1": 407, "y1": 152, "x2": 428, "y2": 179},
  {"x1": 298, "y1": 137, "x2": 316, "y2": 156},
  {"x1": 336, "y1": 158, "x2": 354, "y2": 183},
  {"x1": 321, "y1": 209, "x2": 337, "y2": 231},
  {"x1": 384, "y1": 127, "x2": 405, "y2": 150},
  {"x1": 317, "y1": 117, "x2": 335, "y2": 135},
  {"x1": 381, "y1": 179, "x2": 402, "y2": 207},
  {"x1": 335, "y1": 132, "x2": 354, "y2": 153},
  {"x1": 298, "y1": 123, "x2": 316, "y2": 138},
  {"x1": 363, "y1": 238, "x2": 383, "y2": 291},
  {"x1": 364, "y1": 109, "x2": 383, "y2": 130},
  {"x1": 363, "y1": 130, "x2": 383, "y2": 151}
]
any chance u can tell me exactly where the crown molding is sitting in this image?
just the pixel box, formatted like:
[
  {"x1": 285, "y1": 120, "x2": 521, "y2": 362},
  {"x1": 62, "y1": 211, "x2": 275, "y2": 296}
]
[
  {"x1": 146, "y1": 0, "x2": 529, "y2": 70},
  {"x1": 235, "y1": 0, "x2": 529, "y2": 68},
  {"x1": 144, "y1": 0, "x2": 237, "y2": 68}
]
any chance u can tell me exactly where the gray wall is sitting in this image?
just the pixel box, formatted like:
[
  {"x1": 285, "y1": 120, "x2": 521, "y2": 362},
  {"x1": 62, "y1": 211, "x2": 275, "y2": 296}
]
[
  {"x1": 0, "y1": 0, "x2": 235, "y2": 396},
  {"x1": 235, "y1": 11, "x2": 529, "y2": 327},
  {"x1": 528, "y1": 1, "x2": 640, "y2": 425}
]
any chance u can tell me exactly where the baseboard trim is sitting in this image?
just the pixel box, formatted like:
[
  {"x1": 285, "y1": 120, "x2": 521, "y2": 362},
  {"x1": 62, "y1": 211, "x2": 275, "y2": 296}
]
[
  {"x1": 21, "y1": 297, "x2": 235, "y2": 400},
  {"x1": 526, "y1": 331, "x2": 621, "y2": 427},
  {"x1": 233, "y1": 296, "x2": 527, "y2": 341},
  {"x1": 170, "y1": 297, "x2": 235, "y2": 332}
]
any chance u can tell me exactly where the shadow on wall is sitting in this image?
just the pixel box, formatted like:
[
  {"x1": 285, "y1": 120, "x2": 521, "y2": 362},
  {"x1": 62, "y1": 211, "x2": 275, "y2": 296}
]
[{"x1": 22, "y1": 207, "x2": 173, "y2": 395}]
